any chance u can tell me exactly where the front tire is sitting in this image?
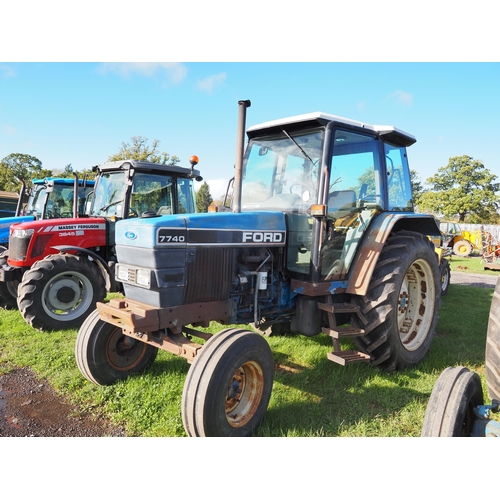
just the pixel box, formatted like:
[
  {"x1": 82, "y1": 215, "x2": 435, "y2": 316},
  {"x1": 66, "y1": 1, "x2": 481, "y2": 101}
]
[
  {"x1": 486, "y1": 276, "x2": 500, "y2": 401},
  {"x1": 0, "y1": 249, "x2": 19, "y2": 309},
  {"x1": 75, "y1": 309, "x2": 158, "y2": 385},
  {"x1": 182, "y1": 328, "x2": 274, "y2": 437},
  {"x1": 421, "y1": 366, "x2": 484, "y2": 436},
  {"x1": 352, "y1": 230, "x2": 441, "y2": 371},
  {"x1": 17, "y1": 253, "x2": 106, "y2": 330},
  {"x1": 439, "y1": 258, "x2": 451, "y2": 296}
]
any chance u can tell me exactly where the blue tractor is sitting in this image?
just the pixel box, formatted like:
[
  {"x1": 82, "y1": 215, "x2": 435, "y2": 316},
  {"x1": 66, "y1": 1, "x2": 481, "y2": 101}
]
[
  {"x1": 0, "y1": 176, "x2": 95, "y2": 250},
  {"x1": 75, "y1": 100, "x2": 444, "y2": 436},
  {"x1": 0, "y1": 176, "x2": 94, "y2": 307}
]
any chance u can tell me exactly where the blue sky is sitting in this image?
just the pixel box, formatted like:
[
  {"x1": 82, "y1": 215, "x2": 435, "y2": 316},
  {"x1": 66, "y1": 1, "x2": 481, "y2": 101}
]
[{"x1": 1, "y1": 62, "x2": 499, "y2": 199}]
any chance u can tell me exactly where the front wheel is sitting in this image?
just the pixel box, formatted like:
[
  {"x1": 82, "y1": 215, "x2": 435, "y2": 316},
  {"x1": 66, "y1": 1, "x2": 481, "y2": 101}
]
[
  {"x1": 17, "y1": 253, "x2": 106, "y2": 330},
  {"x1": 182, "y1": 328, "x2": 274, "y2": 437},
  {"x1": 421, "y1": 366, "x2": 484, "y2": 436},
  {"x1": 352, "y1": 230, "x2": 441, "y2": 371},
  {"x1": 439, "y1": 258, "x2": 451, "y2": 296},
  {"x1": 75, "y1": 309, "x2": 158, "y2": 385}
]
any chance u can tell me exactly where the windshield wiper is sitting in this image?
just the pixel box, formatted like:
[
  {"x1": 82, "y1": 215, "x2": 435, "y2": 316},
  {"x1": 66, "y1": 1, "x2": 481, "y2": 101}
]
[
  {"x1": 99, "y1": 199, "x2": 124, "y2": 212},
  {"x1": 282, "y1": 130, "x2": 317, "y2": 166}
]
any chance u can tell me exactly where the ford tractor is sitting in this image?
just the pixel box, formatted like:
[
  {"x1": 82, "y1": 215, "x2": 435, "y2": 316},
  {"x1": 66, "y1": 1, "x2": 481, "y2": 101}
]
[
  {"x1": 76, "y1": 100, "x2": 443, "y2": 437},
  {"x1": 0, "y1": 159, "x2": 201, "y2": 329}
]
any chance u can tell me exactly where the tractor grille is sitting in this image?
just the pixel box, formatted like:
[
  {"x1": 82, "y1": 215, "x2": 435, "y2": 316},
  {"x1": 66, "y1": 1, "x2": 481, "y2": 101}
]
[
  {"x1": 184, "y1": 247, "x2": 236, "y2": 303},
  {"x1": 9, "y1": 235, "x2": 31, "y2": 261}
]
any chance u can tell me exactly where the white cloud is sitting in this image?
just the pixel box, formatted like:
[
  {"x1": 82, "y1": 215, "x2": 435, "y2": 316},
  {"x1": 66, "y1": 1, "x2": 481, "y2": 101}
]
[
  {"x1": 205, "y1": 178, "x2": 230, "y2": 200},
  {"x1": 97, "y1": 62, "x2": 187, "y2": 85},
  {"x1": 0, "y1": 64, "x2": 16, "y2": 78},
  {"x1": 2, "y1": 125, "x2": 16, "y2": 134},
  {"x1": 195, "y1": 72, "x2": 227, "y2": 94},
  {"x1": 387, "y1": 90, "x2": 413, "y2": 107}
]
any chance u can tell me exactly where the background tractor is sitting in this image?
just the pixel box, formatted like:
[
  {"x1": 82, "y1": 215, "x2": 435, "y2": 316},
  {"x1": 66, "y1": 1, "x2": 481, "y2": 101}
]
[
  {"x1": 0, "y1": 159, "x2": 202, "y2": 329},
  {"x1": 421, "y1": 275, "x2": 500, "y2": 437},
  {"x1": 75, "y1": 100, "x2": 444, "y2": 437},
  {"x1": 440, "y1": 221, "x2": 476, "y2": 257},
  {"x1": 0, "y1": 176, "x2": 94, "y2": 251}
]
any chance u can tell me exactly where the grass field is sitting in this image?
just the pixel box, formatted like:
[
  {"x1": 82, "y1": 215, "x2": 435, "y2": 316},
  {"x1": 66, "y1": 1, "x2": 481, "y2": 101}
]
[{"x1": 1, "y1": 259, "x2": 499, "y2": 437}]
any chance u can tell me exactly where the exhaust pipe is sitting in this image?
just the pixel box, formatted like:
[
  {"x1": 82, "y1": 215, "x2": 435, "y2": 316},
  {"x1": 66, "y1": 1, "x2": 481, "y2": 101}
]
[
  {"x1": 73, "y1": 172, "x2": 79, "y2": 218},
  {"x1": 232, "y1": 99, "x2": 251, "y2": 213}
]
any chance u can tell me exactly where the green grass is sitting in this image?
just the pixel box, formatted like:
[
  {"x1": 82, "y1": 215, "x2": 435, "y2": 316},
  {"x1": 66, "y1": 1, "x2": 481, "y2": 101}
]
[
  {"x1": 0, "y1": 279, "x2": 497, "y2": 437},
  {"x1": 448, "y1": 255, "x2": 500, "y2": 275}
]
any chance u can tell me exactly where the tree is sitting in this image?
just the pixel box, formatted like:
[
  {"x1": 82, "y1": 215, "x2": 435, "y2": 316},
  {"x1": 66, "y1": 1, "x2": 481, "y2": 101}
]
[
  {"x1": 417, "y1": 155, "x2": 500, "y2": 223},
  {"x1": 196, "y1": 181, "x2": 213, "y2": 213},
  {"x1": 410, "y1": 169, "x2": 424, "y2": 207},
  {"x1": 108, "y1": 136, "x2": 180, "y2": 165},
  {"x1": 0, "y1": 153, "x2": 52, "y2": 192}
]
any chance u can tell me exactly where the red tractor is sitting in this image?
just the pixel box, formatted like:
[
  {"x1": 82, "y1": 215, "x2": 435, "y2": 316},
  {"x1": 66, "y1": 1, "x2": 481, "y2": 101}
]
[{"x1": 0, "y1": 159, "x2": 202, "y2": 330}]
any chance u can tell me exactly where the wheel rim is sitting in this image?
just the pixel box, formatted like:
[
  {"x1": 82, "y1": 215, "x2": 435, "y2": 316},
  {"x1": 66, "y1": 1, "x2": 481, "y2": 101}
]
[
  {"x1": 397, "y1": 258, "x2": 436, "y2": 351},
  {"x1": 441, "y1": 267, "x2": 449, "y2": 291},
  {"x1": 105, "y1": 328, "x2": 148, "y2": 371},
  {"x1": 41, "y1": 270, "x2": 94, "y2": 320},
  {"x1": 225, "y1": 361, "x2": 265, "y2": 428}
]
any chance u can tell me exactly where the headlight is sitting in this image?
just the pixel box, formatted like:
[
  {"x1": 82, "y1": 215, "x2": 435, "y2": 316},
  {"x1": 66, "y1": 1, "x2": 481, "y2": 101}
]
[
  {"x1": 116, "y1": 264, "x2": 151, "y2": 289},
  {"x1": 12, "y1": 228, "x2": 34, "y2": 238}
]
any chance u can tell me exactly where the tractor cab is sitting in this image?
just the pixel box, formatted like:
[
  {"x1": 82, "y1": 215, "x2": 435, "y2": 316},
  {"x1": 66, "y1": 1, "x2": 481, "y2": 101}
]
[{"x1": 240, "y1": 113, "x2": 417, "y2": 283}]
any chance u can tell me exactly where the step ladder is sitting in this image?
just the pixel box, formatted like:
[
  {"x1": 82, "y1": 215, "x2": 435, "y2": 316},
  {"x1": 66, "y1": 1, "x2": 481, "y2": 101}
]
[{"x1": 318, "y1": 296, "x2": 371, "y2": 366}]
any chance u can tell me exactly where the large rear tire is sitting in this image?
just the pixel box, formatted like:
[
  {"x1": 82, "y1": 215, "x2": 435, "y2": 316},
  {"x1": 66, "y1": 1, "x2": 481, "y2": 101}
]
[
  {"x1": 421, "y1": 366, "x2": 484, "y2": 436},
  {"x1": 182, "y1": 328, "x2": 274, "y2": 437},
  {"x1": 75, "y1": 309, "x2": 158, "y2": 386},
  {"x1": 0, "y1": 249, "x2": 19, "y2": 309},
  {"x1": 486, "y1": 276, "x2": 500, "y2": 401},
  {"x1": 352, "y1": 230, "x2": 441, "y2": 371},
  {"x1": 17, "y1": 253, "x2": 106, "y2": 330}
]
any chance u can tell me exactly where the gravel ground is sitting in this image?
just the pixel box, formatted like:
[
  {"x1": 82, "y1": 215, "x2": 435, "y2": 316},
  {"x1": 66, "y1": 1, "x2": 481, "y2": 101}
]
[
  {"x1": 0, "y1": 368, "x2": 125, "y2": 437},
  {"x1": 1, "y1": 270, "x2": 498, "y2": 438}
]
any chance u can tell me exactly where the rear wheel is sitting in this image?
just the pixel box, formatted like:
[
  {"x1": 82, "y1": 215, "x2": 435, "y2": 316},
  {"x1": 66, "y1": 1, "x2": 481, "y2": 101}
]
[
  {"x1": 75, "y1": 309, "x2": 158, "y2": 386},
  {"x1": 17, "y1": 253, "x2": 106, "y2": 330},
  {"x1": 453, "y1": 239, "x2": 473, "y2": 257},
  {"x1": 486, "y1": 276, "x2": 500, "y2": 401},
  {"x1": 182, "y1": 328, "x2": 274, "y2": 437},
  {"x1": 0, "y1": 249, "x2": 19, "y2": 309},
  {"x1": 439, "y1": 258, "x2": 451, "y2": 296},
  {"x1": 352, "y1": 230, "x2": 441, "y2": 371},
  {"x1": 421, "y1": 366, "x2": 483, "y2": 436}
]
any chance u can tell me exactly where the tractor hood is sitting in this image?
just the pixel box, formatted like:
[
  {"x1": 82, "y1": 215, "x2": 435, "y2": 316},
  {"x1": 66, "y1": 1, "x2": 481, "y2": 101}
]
[{"x1": 115, "y1": 211, "x2": 288, "y2": 249}]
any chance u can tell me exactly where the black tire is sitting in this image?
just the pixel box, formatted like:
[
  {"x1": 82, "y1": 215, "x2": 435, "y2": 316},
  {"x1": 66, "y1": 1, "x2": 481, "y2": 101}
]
[
  {"x1": 352, "y1": 230, "x2": 441, "y2": 371},
  {"x1": 0, "y1": 249, "x2": 19, "y2": 309},
  {"x1": 486, "y1": 276, "x2": 500, "y2": 401},
  {"x1": 75, "y1": 309, "x2": 158, "y2": 386},
  {"x1": 182, "y1": 328, "x2": 274, "y2": 437},
  {"x1": 421, "y1": 366, "x2": 484, "y2": 436},
  {"x1": 439, "y1": 258, "x2": 451, "y2": 296},
  {"x1": 17, "y1": 253, "x2": 106, "y2": 330},
  {"x1": 453, "y1": 239, "x2": 472, "y2": 257}
]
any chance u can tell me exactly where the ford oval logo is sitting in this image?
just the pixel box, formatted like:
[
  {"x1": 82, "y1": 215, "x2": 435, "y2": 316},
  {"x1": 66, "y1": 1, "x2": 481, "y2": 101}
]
[{"x1": 125, "y1": 231, "x2": 137, "y2": 240}]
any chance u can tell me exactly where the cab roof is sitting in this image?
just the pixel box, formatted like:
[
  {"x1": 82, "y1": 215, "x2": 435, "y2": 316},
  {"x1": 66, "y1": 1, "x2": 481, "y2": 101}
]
[
  {"x1": 247, "y1": 112, "x2": 416, "y2": 147},
  {"x1": 94, "y1": 160, "x2": 201, "y2": 179}
]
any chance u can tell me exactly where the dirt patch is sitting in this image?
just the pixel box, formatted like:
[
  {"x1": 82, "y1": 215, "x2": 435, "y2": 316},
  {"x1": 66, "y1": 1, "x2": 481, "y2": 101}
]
[{"x1": 0, "y1": 367, "x2": 125, "y2": 437}]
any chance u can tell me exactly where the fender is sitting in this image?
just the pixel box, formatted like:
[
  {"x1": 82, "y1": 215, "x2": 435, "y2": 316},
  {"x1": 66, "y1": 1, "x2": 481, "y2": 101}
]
[
  {"x1": 346, "y1": 212, "x2": 441, "y2": 296},
  {"x1": 51, "y1": 245, "x2": 117, "y2": 292}
]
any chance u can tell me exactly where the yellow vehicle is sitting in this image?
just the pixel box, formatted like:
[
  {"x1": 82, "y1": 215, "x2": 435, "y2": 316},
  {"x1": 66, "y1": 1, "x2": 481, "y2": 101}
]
[{"x1": 440, "y1": 221, "x2": 475, "y2": 257}]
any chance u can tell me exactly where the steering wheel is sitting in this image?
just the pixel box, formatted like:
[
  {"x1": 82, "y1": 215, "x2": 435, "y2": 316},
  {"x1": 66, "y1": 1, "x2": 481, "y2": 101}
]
[
  {"x1": 289, "y1": 183, "x2": 308, "y2": 194},
  {"x1": 129, "y1": 207, "x2": 139, "y2": 218}
]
